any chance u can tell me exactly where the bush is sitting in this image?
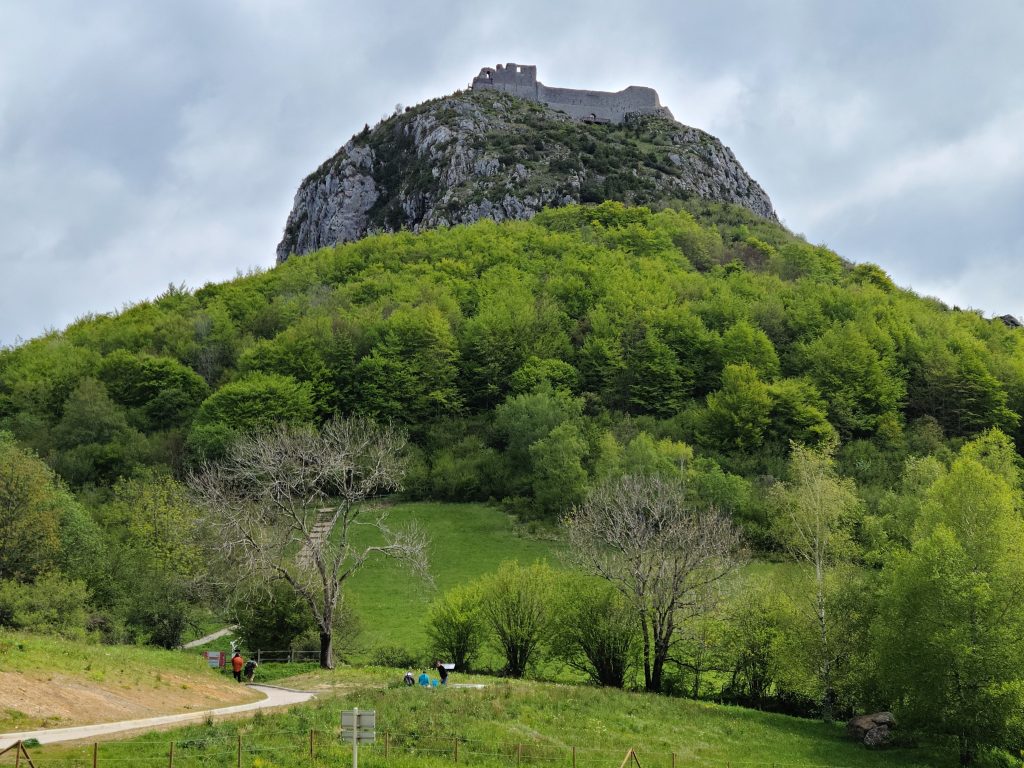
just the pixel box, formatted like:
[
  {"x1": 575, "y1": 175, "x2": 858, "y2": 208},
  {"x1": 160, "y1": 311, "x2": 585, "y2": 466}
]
[
  {"x1": 0, "y1": 573, "x2": 90, "y2": 637},
  {"x1": 552, "y1": 575, "x2": 638, "y2": 688},
  {"x1": 233, "y1": 580, "x2": 315, "y2": 653},
  {"x1": 480, "y1": 561, "x2": 557, "y2": 677},
  {"x1": 426, "y1": 583, "x2": 486, "y2": 672},
  {"x1": 371, "y1": 643, "x2": 420, "y2": 669}
]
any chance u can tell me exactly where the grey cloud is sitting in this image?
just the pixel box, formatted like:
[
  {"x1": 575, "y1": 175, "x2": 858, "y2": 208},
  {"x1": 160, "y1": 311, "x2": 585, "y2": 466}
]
[{"x1": 2, "y1": 0, "x2": 1023, "y2": 345}]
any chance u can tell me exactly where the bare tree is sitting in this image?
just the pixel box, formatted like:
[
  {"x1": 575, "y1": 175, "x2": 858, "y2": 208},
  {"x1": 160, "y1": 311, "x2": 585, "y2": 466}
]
[
  {"x1": 564, "y1": 474, "x2": 742, "y2": 693},
  {"x1": 189, "y1": 417, "x2": 427, "y2": 669}
]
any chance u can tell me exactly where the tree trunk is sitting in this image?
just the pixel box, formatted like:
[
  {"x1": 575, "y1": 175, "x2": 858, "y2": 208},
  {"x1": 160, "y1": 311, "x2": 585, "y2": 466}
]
[
  {"x1": 958, "y1": 734, "x2": 973, "y2": 766},
  {"x1": 319, "y1": 631, "x2": 334, "y2": 669},
  {"x1": 640, "y1": 613, "x2": 653, "y2": 691},
  {"x1": 651, "y1": 649, "x2": 665, "y2": 693}
]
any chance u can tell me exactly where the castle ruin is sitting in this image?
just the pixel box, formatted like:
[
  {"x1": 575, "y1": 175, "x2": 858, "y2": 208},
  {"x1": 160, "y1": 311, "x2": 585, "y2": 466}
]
[{"x1": 471, "y1": 63, "x2": 674, "y2": 125}]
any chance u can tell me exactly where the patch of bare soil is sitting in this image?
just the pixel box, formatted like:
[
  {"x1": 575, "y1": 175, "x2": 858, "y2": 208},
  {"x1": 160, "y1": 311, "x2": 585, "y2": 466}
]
[{"x1": 0, "y1": 671, "x2": 261, "y2": 732}]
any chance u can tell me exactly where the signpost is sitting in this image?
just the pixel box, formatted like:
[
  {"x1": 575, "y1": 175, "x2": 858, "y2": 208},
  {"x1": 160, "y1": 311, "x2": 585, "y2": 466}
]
[
  {"x1": 202, "y1": 651, "x2": 225, "y2": 669},
  {"x1": 340, "y1": 708, "x2": 376, "y2": 768}
]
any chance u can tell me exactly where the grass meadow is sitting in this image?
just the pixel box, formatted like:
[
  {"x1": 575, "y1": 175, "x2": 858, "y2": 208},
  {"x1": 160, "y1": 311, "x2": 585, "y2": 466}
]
[{"x1": 23, "y1": 673, "x2": 951, "y2": 768}]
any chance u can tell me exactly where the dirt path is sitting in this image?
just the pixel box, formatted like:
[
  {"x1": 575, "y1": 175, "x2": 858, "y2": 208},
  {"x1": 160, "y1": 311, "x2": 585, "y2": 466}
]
[
  {"x1": 180, "y1": 626, "x2": 237, "y2": 649},
  {"x1": 0, "y1": 685, "x2": 315, "y2": 749}
]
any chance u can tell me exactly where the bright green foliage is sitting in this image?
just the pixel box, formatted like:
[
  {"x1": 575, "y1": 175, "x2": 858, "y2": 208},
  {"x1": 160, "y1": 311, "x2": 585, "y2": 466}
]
[
  {"x1": 626, "y1": 328, "x2": 685, "y2": 416},
  {"x1": 906, "y1": 331, "x2": 1020, "y2": 438},
  {"x1": 509, "y1": 356, "x2": 580, "y2": 396},
  {"x1": 801, "y1": 323, "x2": 906, "y2": 439},
  {"x1": 0, "y1": 338, "x2": 99, "y2": 418},
  {"x1": 100, "y1": 471, "x2": 207, "y2": 647},
  {"x1": 460, "y1": 267, "x2": 571, "y2": 407},
  {"x1": 238, "y1": 315, "x2": 356, "y2": 420},
  {"x1": 720, "y1": 577, "x2": 787, "y2": 708},
  {"x1": 768, "y1": 377, "x2": 837, "y2": 447},
  {"x1": 479, "y1": 561, "x2": 557, "y2": 677},
  {"x1": 357, "y1": 305, "x2": 461, "y2": 421},
  {"x1": 0, "y1": 572, "x2": 90, "y2": 636},
  {"x1": 702, "y1": 364, "x2": 773, "y2": 451},
  {"x1": 529, "y1": 423, "x2": 589, "y2": 514},
  {"x1": 188, "y1": 372, "x2": 314, "y2": 459},
  {"x1": 721, "y1": 320, "x2": 781, "y2": 380},
  {"x1": 771, "y1": 444, "x2": 860, "y2": 721},
  {"x1": 426, "y1": 582, "x2": 487, "y2": 672},
  {"x1": 233, "y1": 580, "x2": 316, "y2": 653},
  {"x1": 875, "y1": 437, "x2": 1024, "y2": 765},
  {"x1": 98, "y1": 350, "x2": 209, "y2": 429},
  {"x1": 0, "y1": 433, "x2": 68, "y2": 581},
  {"x1": 552, "y1": 574, "x2": 639, "y2": 688},
  {"x1": 492, "y1": 385, "x2": 584, "y2": 497}
]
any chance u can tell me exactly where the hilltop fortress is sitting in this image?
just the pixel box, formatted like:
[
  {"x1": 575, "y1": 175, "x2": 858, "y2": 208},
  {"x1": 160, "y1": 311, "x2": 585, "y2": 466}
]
[{"x1": 471, "y1": 63, "x2": 674, "y2": 125}]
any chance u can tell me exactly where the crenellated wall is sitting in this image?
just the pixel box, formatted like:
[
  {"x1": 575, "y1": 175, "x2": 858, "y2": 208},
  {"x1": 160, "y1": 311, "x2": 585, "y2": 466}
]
[{"x1": 472, "y1": 63, "x2": 673, "y2": 124}]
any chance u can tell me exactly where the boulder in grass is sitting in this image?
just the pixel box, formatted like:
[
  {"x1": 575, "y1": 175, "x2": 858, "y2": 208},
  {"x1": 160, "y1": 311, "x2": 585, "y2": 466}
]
[{"x1": 847, "y1": 711, "x2": 895, "y2": 748}]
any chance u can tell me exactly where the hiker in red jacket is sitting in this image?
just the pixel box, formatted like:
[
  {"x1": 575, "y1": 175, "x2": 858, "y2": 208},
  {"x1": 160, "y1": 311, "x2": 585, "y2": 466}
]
[{"x1": 231, "y1": 651, "x2": 244, "y2": 682}]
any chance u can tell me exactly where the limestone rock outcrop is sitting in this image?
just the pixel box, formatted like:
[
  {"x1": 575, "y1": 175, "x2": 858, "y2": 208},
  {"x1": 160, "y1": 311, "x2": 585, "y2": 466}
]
[
  {"x1": 846, "y1": 711, "x2": 896, "y2": 748},
  {"x1": 277, "y1": 90, "x2": 777, "y2": 263}
]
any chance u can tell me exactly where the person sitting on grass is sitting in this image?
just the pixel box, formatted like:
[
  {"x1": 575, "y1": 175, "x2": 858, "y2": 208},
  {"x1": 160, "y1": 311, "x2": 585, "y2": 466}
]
[
  {"x1": 418, "y1": 670, "x2": 431, "y2": 687},
  {"x1": 244, "y1": 658, "x2": 258, "y2": 682}
]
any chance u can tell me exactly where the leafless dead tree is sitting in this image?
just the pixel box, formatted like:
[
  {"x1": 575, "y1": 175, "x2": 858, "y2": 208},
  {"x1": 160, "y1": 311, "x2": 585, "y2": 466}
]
[
  {"x1": 189, "y1": 417, "x2": 428, "y2": 669},
  {"x1": 564, "y1": 474, "x2": 743, "y2": 692}
]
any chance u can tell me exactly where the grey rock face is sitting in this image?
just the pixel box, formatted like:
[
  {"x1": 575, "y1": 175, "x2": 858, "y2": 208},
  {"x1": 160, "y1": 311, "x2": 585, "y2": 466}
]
[{"x1": 276, "y1": 91, "x2": 778, "y2": 262}]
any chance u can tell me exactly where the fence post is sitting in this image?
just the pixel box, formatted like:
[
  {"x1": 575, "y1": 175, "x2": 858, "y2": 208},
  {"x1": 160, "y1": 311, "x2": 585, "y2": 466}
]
[
  {"x1": 168, "y1": 741, "x2": 174, "y2": 768},
  {"x1": 93, "y1": 743, "x2": 98, "y2": 768},
  {"x1": 517, "y1": 743, "x2": 522, "y2": 766},
  {"x1": 572, "y1": 745, "x2": 576, "y2": 768},
  {"x1": 385, "y1": 732, "x2": 389, "y2": 759},
  {"x1": 237, "y1": 733, "x2": 242, "y2": 768},
  {"x1": 257, "y1": 649, "x2": 261, "y2": 664},
  {"x1": 15, "y1": 742, "x2": 20, "y2": 768},
  {"x1": 671, "y1": 752, "x2": 675, "y2": 768},
  {"x1": 454, "y1": 739, "x2": 459, "y2": 763},
  {"x1": 310, "y1": 729, "x2": 315, "y2": 759}
]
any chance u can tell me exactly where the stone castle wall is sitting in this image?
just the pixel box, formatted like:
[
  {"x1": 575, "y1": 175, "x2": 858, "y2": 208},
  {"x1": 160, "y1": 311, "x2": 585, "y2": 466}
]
[{"x1": 472, "y1": 63, "x2": 673, "y2": 124}]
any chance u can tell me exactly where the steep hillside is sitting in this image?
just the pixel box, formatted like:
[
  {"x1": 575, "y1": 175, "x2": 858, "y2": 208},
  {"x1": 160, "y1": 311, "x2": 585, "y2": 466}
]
[{"x1": 276, "y1": 90, "x2": 776, "y2": 261}]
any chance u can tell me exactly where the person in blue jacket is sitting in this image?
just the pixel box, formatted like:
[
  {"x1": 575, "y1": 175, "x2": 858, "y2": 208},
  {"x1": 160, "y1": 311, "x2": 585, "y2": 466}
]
[{"x1": 417, "y1": 670, "x2": 431, "y2": 687}]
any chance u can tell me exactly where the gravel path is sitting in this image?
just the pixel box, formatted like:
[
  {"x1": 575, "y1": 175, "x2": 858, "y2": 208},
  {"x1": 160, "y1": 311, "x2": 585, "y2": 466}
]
[
  {"x1": 180, "y1": 626, "x2": 237, "y2": 649},
  {"x1": 0, "y1": 684, "x2": 315, "y2": 749}
]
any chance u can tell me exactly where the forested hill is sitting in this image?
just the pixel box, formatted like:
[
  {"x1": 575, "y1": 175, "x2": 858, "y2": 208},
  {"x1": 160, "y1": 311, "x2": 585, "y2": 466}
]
[
  {"x1": 3, "y1": 201, "x2": 1022, "y2": 540},
  {"x1": 275, "y1": 89, "x2": 776, "y2": 261}
]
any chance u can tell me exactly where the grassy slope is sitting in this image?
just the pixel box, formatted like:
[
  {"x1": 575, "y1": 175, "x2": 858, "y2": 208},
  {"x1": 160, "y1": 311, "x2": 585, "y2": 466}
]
[
  {"x1": 0, "y1": 630, "x2": 258, "y2": 731},
  {"x1": 345, "y1": 502, "x2": 562, "y2": 657},
  {"x1": 30, "y1": 673, "x2": 948, "y2": 768}
]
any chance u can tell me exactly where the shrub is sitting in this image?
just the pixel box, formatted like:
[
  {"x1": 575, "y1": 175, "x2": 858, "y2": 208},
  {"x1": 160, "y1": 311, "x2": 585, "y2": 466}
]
[
  {"x1": 426, "y1": 583, "x2": 487, "y2": 672},
  {"x1": 552, "y1": 575, "x2": 638, "y2": 688},
  {"x1": 0, "y1": 572, "x2": 90, "y2": 637},
  {"x1": 371, "y1": 644, "x2": 420, "y2": 669},
  {"x1": 480, "y1": 561, "x2": 557, "y2": 677}
]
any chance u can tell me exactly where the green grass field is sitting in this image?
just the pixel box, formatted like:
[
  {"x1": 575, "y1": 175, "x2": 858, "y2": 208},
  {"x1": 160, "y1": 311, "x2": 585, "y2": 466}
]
[
  {"x1": 341, "y1": 502, "x2": 563, "y2": 658},
  {"x1": 26, "y1": 672, "x2": 951, "y2": 768}
]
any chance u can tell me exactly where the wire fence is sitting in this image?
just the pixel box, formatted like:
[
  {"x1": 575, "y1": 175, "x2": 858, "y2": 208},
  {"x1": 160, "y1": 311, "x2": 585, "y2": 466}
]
[{"x1": 4, "y1": 730, "x2": 899, "y2": 768}]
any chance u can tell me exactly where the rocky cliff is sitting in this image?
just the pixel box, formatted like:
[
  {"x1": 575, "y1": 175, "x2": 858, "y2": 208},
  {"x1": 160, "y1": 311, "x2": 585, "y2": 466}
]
[{"x1": 277, "y1": 90, "x2": 777, "y2": 262}]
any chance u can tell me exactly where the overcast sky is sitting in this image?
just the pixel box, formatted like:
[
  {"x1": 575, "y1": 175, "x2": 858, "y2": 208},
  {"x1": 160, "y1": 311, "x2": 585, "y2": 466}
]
[{"x1": 2, "y1": 1, "x2": 1023, "y2": 346}]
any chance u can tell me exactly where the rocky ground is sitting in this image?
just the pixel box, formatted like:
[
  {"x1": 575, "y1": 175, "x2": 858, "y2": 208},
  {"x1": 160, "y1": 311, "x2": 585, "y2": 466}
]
[{"x1": 277, "y1": 90, "x2": 777, "y2": 262}]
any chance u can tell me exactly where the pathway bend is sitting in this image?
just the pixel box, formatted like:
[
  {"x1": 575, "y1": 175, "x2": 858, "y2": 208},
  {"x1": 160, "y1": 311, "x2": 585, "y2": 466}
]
[{"x1": 0, "y1": 684, "x2": 314, "y2": 749}]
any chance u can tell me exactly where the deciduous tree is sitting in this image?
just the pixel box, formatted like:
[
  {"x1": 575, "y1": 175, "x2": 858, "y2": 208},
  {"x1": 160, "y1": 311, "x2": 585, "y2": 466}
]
[
  {"x1": 189, "y1": 417, "x2": 426, "y2": 668},
  {"x1": 565, "y1": 474, "x2": 742, "y2": 692}
]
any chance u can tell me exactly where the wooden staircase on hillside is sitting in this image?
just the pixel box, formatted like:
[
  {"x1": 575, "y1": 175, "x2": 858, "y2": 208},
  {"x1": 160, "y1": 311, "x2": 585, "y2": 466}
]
[{"x1": 295, "y1": 509, "x2": 334, "y2": 569}]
